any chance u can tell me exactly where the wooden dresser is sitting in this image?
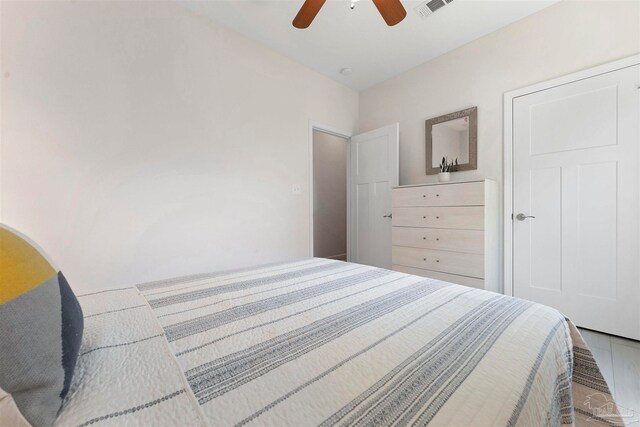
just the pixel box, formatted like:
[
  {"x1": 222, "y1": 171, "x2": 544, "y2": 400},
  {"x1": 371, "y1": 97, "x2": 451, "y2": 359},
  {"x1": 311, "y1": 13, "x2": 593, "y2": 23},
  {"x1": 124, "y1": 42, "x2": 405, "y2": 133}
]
[{"x1": 391, "y1": 180, "x2": 500, "y2": 292}]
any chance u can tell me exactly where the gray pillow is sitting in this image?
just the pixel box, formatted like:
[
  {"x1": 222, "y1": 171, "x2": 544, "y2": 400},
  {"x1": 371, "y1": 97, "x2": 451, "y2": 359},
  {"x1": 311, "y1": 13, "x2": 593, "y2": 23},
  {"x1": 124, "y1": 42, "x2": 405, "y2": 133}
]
[{"x1": 0, "y1": 225, "x2": 84, "y2": 427}]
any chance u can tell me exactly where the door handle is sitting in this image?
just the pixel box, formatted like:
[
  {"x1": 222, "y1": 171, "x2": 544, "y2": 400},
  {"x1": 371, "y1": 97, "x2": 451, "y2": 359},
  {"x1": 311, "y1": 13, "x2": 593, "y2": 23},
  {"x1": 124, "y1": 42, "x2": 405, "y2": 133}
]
[
  {"x1": 515, "y1": 213, "x2": 535, "y2": 221},
  {"x1": 383, "y1": 213, "x2": 392, "y2": 219}
]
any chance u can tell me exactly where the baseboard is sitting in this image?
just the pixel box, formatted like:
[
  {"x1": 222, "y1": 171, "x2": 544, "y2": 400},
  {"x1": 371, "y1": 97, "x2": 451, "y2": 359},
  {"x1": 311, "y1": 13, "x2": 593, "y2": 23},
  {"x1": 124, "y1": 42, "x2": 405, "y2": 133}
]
[{"x1": 323, "y1": 253, "x2": 347, "y2": 261}]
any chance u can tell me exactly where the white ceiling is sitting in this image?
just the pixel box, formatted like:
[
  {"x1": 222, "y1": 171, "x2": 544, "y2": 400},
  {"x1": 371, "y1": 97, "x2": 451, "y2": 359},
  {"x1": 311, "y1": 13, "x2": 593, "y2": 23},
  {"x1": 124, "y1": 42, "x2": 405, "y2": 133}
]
[{"x1": 177, "y1": 0, "x2": 558, "y2": 91}]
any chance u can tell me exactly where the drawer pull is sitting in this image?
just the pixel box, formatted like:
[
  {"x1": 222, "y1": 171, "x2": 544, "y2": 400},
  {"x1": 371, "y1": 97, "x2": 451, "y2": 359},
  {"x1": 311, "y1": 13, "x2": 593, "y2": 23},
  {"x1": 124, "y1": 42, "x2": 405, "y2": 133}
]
[
  {"x1": 423, "y1": 258, "x2": 426, "y2": 261},
  {"x1": 436, "y1": 238, "x2": 440, "y2": 241},
  {"x1": 423, "y1": 237, "x2": 426, "y2": 240},
  {"x1": 422, "y1": 195, "x2": 426, "y2": 198},
  {"x1": 436, "y1": 216, "x2": 440, "y2": 219},
  {"x1": 423, "y1": 216, "x2": 426, "y2": 219},
  {"x1": 436, "y1": 260, "x2": 440, "y2": 263},
  {"x1": 436, "y1": 194, "x2": 440, "y2": 197}
]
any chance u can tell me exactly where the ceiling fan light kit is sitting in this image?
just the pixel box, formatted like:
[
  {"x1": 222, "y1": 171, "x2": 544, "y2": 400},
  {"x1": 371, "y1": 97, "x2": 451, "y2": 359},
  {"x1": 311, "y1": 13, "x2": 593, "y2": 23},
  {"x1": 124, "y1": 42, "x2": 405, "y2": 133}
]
[{"x1": 292, "y1": 0, "x2": 407, "y2": 29}]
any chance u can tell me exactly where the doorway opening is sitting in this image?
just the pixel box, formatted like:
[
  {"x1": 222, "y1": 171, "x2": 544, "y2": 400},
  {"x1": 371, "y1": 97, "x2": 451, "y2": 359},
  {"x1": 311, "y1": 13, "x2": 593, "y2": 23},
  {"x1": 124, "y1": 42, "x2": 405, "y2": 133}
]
[{"x1": 312, "y1": 129, "x2": 349, "y2": 261}]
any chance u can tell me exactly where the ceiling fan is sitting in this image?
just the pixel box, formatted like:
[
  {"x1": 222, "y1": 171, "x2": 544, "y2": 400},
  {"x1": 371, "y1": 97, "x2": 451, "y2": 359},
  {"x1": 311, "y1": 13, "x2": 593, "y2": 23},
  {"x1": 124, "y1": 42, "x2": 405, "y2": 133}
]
[{"x1": 293, "y1": 0, "x2": 407, "y2": 29}]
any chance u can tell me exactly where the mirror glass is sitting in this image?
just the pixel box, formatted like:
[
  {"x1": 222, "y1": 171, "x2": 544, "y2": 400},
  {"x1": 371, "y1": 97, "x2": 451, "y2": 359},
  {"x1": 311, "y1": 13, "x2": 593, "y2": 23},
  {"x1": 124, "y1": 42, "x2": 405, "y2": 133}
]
[
  {"x1": 425, "y1": 106, "x2": 477, "y2": 175},
  {"x1": 431, "y1": 117, "x2": 469, "y2": 168}
]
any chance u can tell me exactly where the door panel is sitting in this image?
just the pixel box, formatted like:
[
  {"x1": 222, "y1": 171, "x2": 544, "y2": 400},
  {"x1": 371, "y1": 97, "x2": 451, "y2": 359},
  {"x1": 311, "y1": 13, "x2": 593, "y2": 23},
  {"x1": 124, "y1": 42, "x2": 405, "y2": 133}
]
[
  {"x1": 356, "y1": 183, "x2": 371, "y2": 265},
  {"x1": 529, "y1": 167, "x2": 562, "y2": 291},
  {"x1": 529, "y1": 85, "x2": 618, "y2": 155},
  {"x1": 372, "y1": 181, "x2": 392, "y2": 267},
  {"x1": 512, "y1": 64, "x2": 640, "y2": 340},
  {"x1": 577, "y1": 162, "x2": 617, "y2": 299},
  {"x1": 350, "y1": 124, "x2": 399, "y2": 268}
]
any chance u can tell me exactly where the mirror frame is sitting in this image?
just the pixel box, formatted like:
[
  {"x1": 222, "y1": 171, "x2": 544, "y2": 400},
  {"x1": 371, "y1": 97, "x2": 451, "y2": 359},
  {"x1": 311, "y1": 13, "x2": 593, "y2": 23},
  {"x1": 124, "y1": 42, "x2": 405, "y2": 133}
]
[{"x1": 425, "y1": 106, "x2": 478, "y2": 175}]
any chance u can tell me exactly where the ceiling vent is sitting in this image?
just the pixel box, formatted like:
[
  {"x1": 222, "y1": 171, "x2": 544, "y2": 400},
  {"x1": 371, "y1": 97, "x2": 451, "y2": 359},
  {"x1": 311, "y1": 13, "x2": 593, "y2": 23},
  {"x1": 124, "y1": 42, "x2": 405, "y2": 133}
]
[{"x1": 414, "y1": 0, "x2": 453, "y2": 19}]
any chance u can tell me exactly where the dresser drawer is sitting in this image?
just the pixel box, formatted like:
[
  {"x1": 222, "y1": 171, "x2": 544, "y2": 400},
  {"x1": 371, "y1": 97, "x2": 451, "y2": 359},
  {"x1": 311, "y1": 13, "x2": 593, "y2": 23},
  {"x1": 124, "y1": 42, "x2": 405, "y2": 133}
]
[
  {"x1": 392, "y1": 181, "x2": 484, "y2": 207},
  {"x1": 392, "y1": 206, "x2": 484, "y2": 230},
  {"x1": 392, "y1": 265, "x2": 484, "y2": 289},
  {"x1": 392, "y1": 227, "x2": 484, "y2": 253},
  {"x1": 392, "y1": 246, "x2": 484, "y2": 278}
]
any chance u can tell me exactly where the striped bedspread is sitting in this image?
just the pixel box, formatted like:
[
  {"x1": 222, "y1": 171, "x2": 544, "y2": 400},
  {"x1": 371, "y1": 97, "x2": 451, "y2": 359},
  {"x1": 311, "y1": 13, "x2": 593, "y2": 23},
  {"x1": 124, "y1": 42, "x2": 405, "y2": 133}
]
[{"x1": 58, "y1": 259, "x2": 623, "y2": 426}]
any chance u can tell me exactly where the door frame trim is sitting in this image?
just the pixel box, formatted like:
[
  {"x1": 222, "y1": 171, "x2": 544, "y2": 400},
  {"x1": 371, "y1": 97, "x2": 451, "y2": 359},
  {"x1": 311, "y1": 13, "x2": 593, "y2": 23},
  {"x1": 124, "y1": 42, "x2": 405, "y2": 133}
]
[
  {"x1": 308, "y1": 121, "x2": 352, "y2": 260},
  {"x1": 503, "y1": 54, "x2": 640, "y2": 297}
]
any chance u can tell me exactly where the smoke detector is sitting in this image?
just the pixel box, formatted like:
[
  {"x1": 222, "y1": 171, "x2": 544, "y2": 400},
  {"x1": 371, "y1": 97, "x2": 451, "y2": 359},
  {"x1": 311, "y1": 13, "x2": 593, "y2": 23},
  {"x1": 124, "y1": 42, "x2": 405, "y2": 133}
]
[{"x1": 414, "y1": 0, "x2": 453, "y2": 19}]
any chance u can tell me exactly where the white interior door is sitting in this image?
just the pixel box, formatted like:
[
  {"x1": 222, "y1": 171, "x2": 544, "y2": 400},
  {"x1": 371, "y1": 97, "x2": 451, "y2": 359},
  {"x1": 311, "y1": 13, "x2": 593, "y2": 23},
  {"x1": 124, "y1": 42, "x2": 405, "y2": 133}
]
[
  {"x1": 512, "y1": 65, "x2": 640, "y2": 340},
  {"x1": 349, "y1": 123, "x2": 399, "y2": 268}
]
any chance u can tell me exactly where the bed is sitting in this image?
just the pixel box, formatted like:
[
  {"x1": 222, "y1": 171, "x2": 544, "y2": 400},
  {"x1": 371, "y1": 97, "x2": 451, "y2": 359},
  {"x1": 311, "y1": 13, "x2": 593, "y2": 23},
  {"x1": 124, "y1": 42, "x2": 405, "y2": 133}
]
[{"x1": 55, "y1": 258, "x2": 622, "y2": 426}]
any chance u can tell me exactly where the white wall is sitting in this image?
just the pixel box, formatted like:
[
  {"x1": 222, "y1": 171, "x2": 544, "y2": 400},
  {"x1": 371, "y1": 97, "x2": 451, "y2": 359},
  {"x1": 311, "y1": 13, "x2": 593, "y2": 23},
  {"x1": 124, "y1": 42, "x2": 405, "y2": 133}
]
[
  {"x1": 0, "y1": 0, "x2": 358, "y2": 290},
  {"x1": 312, "y1": 130, "x2": 347, "y2": 259},
  {"x1": 359, "y1": 0, "x2": 640, "y2": 188}
]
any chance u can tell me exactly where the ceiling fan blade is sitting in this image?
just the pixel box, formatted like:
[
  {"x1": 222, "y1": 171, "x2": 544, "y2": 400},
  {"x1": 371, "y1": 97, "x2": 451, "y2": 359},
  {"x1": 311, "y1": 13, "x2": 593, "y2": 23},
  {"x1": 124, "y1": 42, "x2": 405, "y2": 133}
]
[
  {"x1": 292, "y1": 0, "x2": 327, "y2": 29},
  {"x1": 371, "y1": 0, "x2": 407, "y2": 26}
]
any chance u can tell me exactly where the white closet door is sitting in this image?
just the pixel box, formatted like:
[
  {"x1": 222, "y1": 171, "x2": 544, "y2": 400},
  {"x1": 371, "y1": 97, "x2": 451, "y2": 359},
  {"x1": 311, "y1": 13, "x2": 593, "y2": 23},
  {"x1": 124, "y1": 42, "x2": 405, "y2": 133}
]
[
  {"x1": 512, "y1": 65, "x2": 640, "y2": 340},
  {"x1": 349, "y1": 124, "x2": 399, "y2": 269}
]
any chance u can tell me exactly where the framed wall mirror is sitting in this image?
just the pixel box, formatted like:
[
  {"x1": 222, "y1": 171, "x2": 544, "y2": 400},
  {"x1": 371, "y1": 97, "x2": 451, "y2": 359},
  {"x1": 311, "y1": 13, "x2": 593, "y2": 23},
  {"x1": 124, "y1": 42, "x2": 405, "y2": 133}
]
[{"x1": 425, "y1": 106, "x2": 477, "y2": 175}]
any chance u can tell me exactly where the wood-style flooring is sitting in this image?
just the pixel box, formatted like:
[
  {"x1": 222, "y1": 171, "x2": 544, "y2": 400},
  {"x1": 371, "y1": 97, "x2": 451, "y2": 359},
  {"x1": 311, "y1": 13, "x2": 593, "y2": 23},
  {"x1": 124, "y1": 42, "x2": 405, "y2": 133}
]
[{"x1": 579, "y1": 328, "x2": 640, "y2": 422}]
